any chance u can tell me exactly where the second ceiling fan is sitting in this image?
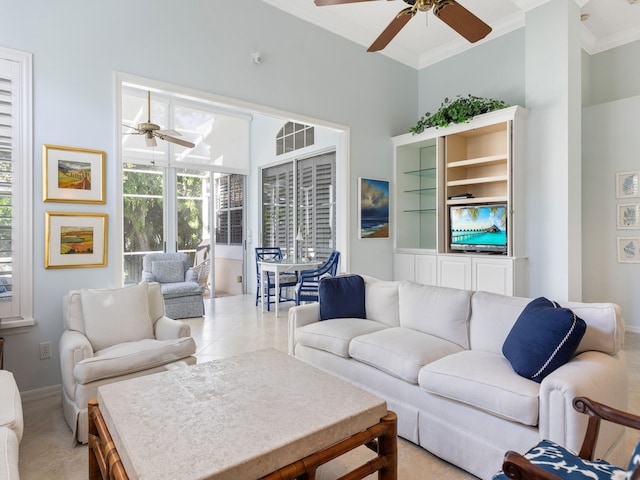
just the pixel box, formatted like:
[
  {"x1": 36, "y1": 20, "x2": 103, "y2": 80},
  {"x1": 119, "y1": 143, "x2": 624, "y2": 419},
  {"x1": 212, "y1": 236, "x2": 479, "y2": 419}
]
[{"x1": 314, "y1": 0, "x2": 492, "y2": 52}]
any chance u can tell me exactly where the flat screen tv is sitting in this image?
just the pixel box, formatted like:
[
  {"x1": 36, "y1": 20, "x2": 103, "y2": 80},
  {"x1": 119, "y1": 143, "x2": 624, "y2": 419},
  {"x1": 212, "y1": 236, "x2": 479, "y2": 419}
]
[{"x1": 449, "y1": 204, "x2": 507, "y2": 254}]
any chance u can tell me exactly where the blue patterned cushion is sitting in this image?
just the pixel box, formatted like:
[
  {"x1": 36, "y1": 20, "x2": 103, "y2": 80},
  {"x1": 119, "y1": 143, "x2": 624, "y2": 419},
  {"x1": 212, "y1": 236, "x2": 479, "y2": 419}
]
[
  {"x1": 493, "y1": 439, "x2": 624, "y2": 480},
  {"x1": 502, "y1": 297, "x2": 587, "y2": 382},
  {"x1": 151, "y1": 260, "x2": 185, "y2": 283},
  {"x1": 319, "y1": 274, "x2": 365, "y2": 321}
]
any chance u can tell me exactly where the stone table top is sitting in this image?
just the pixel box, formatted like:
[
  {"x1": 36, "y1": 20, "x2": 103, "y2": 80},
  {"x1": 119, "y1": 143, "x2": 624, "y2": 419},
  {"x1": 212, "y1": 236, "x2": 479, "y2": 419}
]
[{"x1": 97, "y1": 349, "x2": 387, "y2": 480}]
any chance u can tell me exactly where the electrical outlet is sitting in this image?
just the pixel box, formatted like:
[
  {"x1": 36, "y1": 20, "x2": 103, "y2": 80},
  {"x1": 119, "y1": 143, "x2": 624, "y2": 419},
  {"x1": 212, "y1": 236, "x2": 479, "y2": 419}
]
[
  {"x1": 236, "y1": 275, "x2": 243, "y2": 283},
  {"x1": 40, "y1": 342, "x2": 52, "y2": 360}
]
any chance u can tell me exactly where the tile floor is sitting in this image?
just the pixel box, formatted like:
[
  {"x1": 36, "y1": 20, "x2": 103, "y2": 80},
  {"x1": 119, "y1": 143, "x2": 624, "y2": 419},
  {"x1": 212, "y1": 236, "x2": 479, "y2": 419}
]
[{"x1": 17, "y1": 294, "x2": 640, "y2": 479}]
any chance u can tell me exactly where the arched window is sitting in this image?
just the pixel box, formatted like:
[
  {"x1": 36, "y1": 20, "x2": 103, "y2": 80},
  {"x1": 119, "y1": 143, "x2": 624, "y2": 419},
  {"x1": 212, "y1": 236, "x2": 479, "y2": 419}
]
[{"x1": 276, "y1": 122, "x2": 314, "y2": 155}]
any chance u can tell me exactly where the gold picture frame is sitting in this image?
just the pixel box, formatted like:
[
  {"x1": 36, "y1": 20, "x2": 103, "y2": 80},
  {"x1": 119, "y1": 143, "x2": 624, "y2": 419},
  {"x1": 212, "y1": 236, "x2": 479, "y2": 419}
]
[
  {"x1": 43, "y1": 144, "x2": 106, "y2": 204},
  {"x1": 45, "y1": 212, "x2": 108, "y2": 269}
]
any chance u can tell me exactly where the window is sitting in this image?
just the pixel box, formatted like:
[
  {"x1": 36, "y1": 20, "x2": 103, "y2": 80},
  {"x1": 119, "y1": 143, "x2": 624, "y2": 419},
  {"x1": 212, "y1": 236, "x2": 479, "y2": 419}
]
[
  {"x1": 276, "y1": 121, "x2": 314, "y2": 155},
  {"x1": 261, "y1": 152, "x2": 335, "y2": 261},
  {"x1": 0, "y1": 48, "x2": 33, "y2": 328},
  {"x1": 215, "y1": 174, "x2": 244, "y2": 246}
]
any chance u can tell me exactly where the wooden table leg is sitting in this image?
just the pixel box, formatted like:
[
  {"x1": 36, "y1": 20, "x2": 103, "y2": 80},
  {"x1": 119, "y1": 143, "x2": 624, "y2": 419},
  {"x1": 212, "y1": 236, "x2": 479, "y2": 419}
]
[{"x1": 88, "y1": 397, "x2": 129, "y2": 480}]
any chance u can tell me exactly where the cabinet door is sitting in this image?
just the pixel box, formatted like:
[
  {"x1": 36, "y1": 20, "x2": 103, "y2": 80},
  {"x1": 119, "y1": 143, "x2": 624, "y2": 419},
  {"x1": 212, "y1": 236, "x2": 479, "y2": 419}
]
[
  {"x1": 393, "y1": 253, "x2": 415, "y2": 281},
  {"x1": 438, "y1": 256, "x2": 472, "y2": 290},
  {"x1": 415, "y1": 254, "x2": 437, "y2": 286},
  {"x1": 472, "y1": 257, "x2": 513, "y2": 295}
]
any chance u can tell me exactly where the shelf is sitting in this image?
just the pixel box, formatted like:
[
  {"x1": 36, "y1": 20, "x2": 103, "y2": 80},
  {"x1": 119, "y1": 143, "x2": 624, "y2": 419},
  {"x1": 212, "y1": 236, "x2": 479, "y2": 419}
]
[
  {"x1": 447, "y1": 154, "x2": 507, "y2": 169},
  {"x1": 446, "y1": 196, "x2": 508, "y2": 205},
  {"x1": 447, "y1": 175, "x2": 508, "y2": 187},
  {"x1": 404, "y1": 168, "x2": 436, "y2": 177},
  {"x1": 404, "y1": 188, "x2": 436, "y2": 194},
  {"x1": 403, "y1": 208, "x2": 437, "y2": 213}
]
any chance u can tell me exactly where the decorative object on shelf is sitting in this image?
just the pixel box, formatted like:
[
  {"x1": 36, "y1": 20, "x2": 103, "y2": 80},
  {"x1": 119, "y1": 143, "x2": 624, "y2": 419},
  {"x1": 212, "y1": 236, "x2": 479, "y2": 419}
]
[
  {"x1": 617, "y1": 237, "x2": 640, "y2": 263},
  {"x1": 359, "y1": 178, "x2": 389, "y2": 239},
  {"x1": 45, "y1": 212, "x2": 108, "y2": 269},
  {"x1": 616, "y1": 171, "x2": 639, "y2": 198},
  {"x1": 43, "y1": 144, "x2": 106, "y2": 204},
  {"x1": 617, "y1": 204, "x2": 640, "y2": 229},
  {"x1": 409, "y1": 95, "x2": 510, "y2": 134}
]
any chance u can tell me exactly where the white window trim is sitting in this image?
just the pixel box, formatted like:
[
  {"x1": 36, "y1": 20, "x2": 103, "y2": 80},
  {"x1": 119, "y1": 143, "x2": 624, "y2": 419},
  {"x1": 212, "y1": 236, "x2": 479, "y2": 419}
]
[{"x1": 0, "y1": 47, "x2": 34, "y2": 331}]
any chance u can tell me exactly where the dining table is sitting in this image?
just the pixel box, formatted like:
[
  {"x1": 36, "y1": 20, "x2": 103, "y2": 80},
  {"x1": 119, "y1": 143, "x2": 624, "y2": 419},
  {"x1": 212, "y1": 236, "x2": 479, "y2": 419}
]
[{"x1": 258, "y1": 258, "x2": 321, "y2": 317}]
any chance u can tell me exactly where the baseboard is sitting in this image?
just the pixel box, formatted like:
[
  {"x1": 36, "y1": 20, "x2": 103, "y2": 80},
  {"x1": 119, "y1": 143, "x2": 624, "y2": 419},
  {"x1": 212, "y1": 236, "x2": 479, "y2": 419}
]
[
  {"x1": 20, "y1": 384, "x2": 60, "y2": 403},
  {"x1": 626, "y1": 325, "x2": 640, "y2": 334}
]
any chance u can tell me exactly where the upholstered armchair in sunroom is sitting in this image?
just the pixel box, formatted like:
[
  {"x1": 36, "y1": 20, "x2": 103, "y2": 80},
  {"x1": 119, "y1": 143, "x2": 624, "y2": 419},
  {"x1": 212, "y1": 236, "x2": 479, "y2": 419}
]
[{"x1": 141, "y1": 252, "x2": 204, "y2": 319}]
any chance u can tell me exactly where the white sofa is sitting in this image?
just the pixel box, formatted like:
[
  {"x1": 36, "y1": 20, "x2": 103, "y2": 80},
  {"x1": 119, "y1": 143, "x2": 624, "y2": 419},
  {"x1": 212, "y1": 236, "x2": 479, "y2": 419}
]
[
  {"x1": 288, "y1": 276, "x2": 628, "y2": 480},
  {"x1": 60, "y1": 282, "x2": 197, "y2": 443},
  {"x1": 0, "y1": 370, "x2": 22, "y2": 479}
]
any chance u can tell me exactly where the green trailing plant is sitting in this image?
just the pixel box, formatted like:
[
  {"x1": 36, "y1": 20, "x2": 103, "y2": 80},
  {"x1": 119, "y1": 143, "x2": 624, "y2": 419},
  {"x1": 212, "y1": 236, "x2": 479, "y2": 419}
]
[{"x1": 409, "y1": 94, "x2": 510, "y2": 134}]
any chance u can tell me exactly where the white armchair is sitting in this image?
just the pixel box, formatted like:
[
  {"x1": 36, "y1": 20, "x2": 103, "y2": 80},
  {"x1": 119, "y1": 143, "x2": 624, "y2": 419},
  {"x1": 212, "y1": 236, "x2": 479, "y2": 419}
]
[{"x1": 59, "y1": 282, "x2": 197, "y2": 443}]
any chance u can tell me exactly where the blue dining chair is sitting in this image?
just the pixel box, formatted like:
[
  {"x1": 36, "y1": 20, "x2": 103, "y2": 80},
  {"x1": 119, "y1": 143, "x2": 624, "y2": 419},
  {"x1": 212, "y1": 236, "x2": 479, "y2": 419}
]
[
  {"x1": 295, "y1": 250, "x2": 341, "y2": 305},
  {"x1": 255, "y1": 247, "x2": 298, "y2": 311}
]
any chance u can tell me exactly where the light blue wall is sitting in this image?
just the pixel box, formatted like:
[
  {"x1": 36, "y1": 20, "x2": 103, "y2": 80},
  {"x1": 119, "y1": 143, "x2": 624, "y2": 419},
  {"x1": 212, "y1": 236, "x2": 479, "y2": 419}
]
[
  {"x1": 417, "y1": 29, "x2": 526, "y2": 121},
  {"x1": 587, "y1": 41, "x2": 640, "y2": 106},
  {"x1": 0, "y1": 0, "x2": 416, "y2": 391}
]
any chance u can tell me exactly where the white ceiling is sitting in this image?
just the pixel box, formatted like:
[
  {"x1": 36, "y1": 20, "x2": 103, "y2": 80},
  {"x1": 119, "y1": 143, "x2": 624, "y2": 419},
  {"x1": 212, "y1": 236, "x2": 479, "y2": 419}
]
[{"x1": 263, "y1": 0, "x2": 640, "y2": 69}]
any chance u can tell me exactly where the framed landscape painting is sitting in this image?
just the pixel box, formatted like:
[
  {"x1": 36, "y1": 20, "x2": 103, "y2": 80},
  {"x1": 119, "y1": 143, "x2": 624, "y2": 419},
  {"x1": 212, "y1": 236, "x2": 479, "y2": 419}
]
[
  {"x1": 45, "y1": 212, "x2": 108, "y2": 268},
  {"x1": 358, "y1": 178, "x2": 390, "y2": 239},
  {"x1": 43, "y1": 144, "x2": 106, "y2": 204}
]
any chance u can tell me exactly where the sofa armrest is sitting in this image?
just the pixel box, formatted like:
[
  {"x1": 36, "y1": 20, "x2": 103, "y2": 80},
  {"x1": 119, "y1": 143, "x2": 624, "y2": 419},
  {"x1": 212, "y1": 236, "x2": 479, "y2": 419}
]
[
  {"x1": 539, "y1": 350, "x2": 628, "y2": 463},
  {"x1": 59, "y1": 330, "x2": 94, "y2": 401},
  {"x1": 141, "y1": 271, "x2": 155, "y2": 283},
  {"x1": 288, "y1": 303, "x2": 320, "y2": 355},
  {"x1": 185, "y1": 268, "x2": 198, "y2": 283},
  {"x1": 155, "y1": 315, "x2": 191, "y2": 340}
]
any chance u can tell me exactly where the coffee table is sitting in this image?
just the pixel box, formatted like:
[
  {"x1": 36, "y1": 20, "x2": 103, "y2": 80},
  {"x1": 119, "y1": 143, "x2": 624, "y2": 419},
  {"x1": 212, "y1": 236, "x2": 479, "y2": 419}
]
[{"x1": 88, "y1": 349, "x2": 397, "y2": 479}]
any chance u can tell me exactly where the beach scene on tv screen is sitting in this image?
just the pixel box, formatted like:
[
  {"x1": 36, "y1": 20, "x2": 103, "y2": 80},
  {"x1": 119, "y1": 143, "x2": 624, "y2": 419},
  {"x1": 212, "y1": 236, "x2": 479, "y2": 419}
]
[{"x1": 450, "y1": 206, "x2": 507, "y2": 246}]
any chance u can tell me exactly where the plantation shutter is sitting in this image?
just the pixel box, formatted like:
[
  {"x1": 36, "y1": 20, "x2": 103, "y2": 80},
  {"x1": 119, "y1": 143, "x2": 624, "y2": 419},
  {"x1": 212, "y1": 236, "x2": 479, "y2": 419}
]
[
  {"x1": 261, "y1": 164, "x2": 294, "y2": 255},
  {"x1": 296, "y1": 153, "x2": 335, "y2": 262}
]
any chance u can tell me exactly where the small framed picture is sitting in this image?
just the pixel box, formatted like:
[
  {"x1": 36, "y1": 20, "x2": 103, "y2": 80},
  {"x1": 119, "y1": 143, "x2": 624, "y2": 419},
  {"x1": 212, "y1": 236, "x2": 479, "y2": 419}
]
[
  {"x1": 358, "y1": 178, "x2": 389, "y2": 239},
  {"x1": 45, "y1": 212, "x2": 108, "y2": 269},
  {"x1": 43, "y1": 144, "x2": 106, "y2": 204},
  {"x1": 616, "y1": 171, "x2": 640, "y2": 199},
  {"x1": 617, "y1": 237, "x2": 640, "y2": 263},
  {"x1": 617, "y1": 204, "x2": 640, "y2": 229}
]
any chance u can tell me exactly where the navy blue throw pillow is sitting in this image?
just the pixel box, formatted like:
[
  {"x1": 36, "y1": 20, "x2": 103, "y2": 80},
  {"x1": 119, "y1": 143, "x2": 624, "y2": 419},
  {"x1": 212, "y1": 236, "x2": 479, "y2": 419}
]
[
  {"x1": 319, "y1": 275, "x2": 366, "y2": 321},
  {"x1": 502, "y1": 297, "x2": 587, "y2": 383}
]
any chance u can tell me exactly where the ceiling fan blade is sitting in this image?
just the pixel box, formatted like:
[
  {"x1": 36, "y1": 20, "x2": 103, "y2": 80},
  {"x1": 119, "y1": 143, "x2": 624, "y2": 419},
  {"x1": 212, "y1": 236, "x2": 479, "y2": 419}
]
[
  {"x1": 315, "y1": 0, "x2": 379, "y2": 6},
  {"x1": 146, "y1": 136, "x2": 157, "y2": 147},
  {"x1": 156, "y1": 129, "x2": 181, "y2": 136},
  {"x1": 433, "y1": 0, "x2": 492, "y2": 43},
  {"x1": 367, "y1": 7, "x2": 415, "y2": 52},
  {"x1": 122, "y1": 123, "x2": 141, "y2": 133},
  {"x1": 157, "y1": 133, "x2": 195, "y2": 149}
]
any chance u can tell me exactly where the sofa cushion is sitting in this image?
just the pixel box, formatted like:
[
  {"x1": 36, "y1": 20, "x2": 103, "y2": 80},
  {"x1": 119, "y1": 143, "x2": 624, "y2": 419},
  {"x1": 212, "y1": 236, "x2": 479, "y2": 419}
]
[
  {"x1": 349, "y1": 327, "x2": 464, "y2": 384},
  {"x1": 295, "y1": 318, "x2": 388, "y2": 357},
  {"x1": 160, "y1": 282, "x2": 203, "y2": 299},
  {"x1": 364, "y1": 277, "x2": 400, "y2": 327},
  {"x1": 398, "y1": 282, "x2": 472, "y2": 349},
  {"x1": 73, "y1": 337, "x2": 196, "y2": 384},
  {"x1": 81, "y1": 283, "x2": 154, "y2": 351},
  {"x1": 502, "y1": 297, "x2": 587, "y2": 383},
  {"x1": 419, "y1": 350, "x2": 540, "y2": 426},
  {"x1": 319, "y1": 274, "x2": 366, "y2": 320},
  {"x1": 151, "y1": 260, "x2": 185, "y2": 283},
  {"x1": 492, "y1": 439, "x2": 624, "y2": 480}
]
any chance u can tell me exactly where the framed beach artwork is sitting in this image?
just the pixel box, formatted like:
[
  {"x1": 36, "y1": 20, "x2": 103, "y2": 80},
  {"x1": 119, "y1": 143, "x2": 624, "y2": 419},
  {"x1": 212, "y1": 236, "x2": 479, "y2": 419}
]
[
  {"x1": 358, "y1": 178, "x2": 390, "y2": 239},
  {"x1": 616, "y1": 171, "x2": 640, "y2": 199},
  {"x1": 45, "y1": 212, "x2": 108, "y2": 269},
  {"x1": 617, "y1": 237, "x2": 640, "y2": 263},
  {"x1": 43, "y1": 144, "x2": 106, "y2": 204}
]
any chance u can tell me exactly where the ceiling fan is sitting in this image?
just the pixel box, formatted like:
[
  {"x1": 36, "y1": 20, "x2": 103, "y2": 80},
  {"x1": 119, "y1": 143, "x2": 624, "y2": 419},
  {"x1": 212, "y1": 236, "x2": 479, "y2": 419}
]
[
  {"x1": 314, "y1": 0, "x2": 492, "y2": 52},
  {"x1": 123, "y1": 91, "x2": 196, "y2": 149}
]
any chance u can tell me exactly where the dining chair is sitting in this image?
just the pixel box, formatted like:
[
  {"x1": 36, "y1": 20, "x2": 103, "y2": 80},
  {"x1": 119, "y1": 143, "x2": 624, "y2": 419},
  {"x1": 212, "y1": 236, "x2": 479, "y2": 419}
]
[
  {"x1": 255, "y1": 247, "x2": 298, "y2": 311},
  {"x1": 295, "y1": 250, "x2": 341, "y2": 305}
]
